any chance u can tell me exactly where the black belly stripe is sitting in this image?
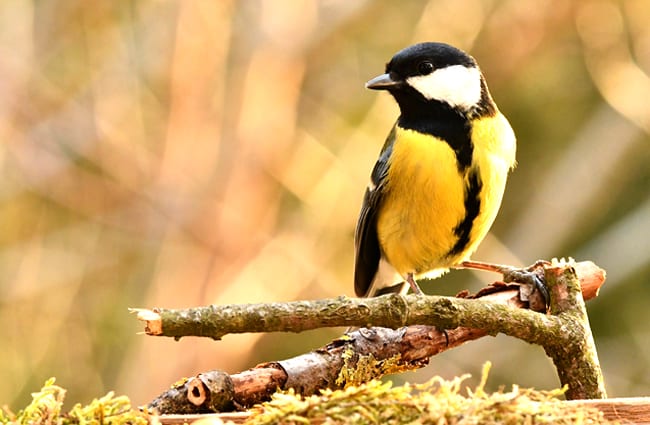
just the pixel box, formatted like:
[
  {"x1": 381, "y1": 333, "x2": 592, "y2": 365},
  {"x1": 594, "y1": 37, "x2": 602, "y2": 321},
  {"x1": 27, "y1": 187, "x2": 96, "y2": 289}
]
[
  {"x1": 394, "y1": 95, "x2": 484, "y2": 257},
  {"x1": 449, "y1": 167, "x2": 482, "y2": 257}
]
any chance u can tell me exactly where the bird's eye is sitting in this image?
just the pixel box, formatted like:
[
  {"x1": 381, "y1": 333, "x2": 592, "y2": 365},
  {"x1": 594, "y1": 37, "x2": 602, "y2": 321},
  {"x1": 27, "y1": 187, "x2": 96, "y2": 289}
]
[{"x1": 418, "y1": 61, "x2": 434, "y2": 75}]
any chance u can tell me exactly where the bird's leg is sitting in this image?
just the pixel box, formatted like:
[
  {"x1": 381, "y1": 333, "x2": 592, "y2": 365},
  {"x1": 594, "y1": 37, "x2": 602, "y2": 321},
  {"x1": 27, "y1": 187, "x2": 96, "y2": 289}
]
[
  {"x1": 458, "y1": 260, "x2": 551, "y2": 307},
  {"x1": 405, "y1": 273, "x2": 449, "y2": 345},
  {"x1": 405, "y1": 272, "x2": 424, "y2": 295}
]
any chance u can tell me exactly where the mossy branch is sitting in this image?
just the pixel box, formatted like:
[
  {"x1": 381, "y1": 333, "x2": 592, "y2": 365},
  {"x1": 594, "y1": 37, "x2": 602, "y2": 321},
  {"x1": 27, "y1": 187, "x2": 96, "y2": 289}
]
[
  {"x1": 16, "y1": 373, "x2": 649, "y2": 425},
  {"x1": 132, "y1": 261, "x2": 602, "y2": 343},
  {"x1": 544, "y1": 265, "x2": 606, "y2": 400},
  {"x1": 137, "y1": 259, "x2": 606, "y2": 411}
]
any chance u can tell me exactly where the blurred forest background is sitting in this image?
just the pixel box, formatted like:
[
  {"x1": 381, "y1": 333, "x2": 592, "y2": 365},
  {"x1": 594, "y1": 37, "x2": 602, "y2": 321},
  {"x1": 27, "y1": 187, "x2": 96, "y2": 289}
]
[{"x1": 1, "y1": 0, "x2": 649, "y2": 409}]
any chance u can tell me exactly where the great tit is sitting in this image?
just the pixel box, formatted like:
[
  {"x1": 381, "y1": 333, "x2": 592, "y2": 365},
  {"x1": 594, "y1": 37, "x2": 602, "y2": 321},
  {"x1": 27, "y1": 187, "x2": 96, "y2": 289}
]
[{"x1": 354, "y1": 42, "x2": 517, "y2": 298}]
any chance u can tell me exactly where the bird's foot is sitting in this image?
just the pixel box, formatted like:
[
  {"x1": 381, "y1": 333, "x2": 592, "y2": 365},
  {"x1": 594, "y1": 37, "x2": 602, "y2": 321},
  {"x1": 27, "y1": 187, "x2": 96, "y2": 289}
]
[
  {"x1": 459, "y1": 260, "x2": 550, "y2": 311},
  {"x1": 501, "y1": 263, "x2": 550, "y2": 310},
  {"x1": 440, "y1": 327, "x2": 450, "y2": 347},
  {"x1": 405, "y1": 273, "x2": 448, "y2": 344}
]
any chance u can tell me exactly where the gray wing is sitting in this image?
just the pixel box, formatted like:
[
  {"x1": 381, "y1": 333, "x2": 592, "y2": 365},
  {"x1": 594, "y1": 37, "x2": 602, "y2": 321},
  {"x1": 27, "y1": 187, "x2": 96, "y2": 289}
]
[{"x1": 354, "y1": 124, "x2": 396, "y2": 297}]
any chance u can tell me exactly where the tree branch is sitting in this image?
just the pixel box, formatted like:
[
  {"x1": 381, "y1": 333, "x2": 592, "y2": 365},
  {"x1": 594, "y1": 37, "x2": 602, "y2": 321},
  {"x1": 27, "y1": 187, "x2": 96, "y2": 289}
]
[
  {"x1": 543, "y1": 265, "x2": 607, "y2": 399},
  {"x1": 140, "y1": 260, "x2": 606, "y2": 413},
  {"x1": 132, "y1": 261, "x2": 603, "y2": 341}
]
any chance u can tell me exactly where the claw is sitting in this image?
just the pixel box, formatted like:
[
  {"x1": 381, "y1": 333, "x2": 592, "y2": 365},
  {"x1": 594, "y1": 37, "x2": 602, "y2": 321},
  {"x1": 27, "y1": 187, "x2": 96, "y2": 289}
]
[
  {"x1": 502, "y1": 267, "x2": 550, "y2": 308},
  {"x1": 442, "y1": 328, "x2": 449, "y2": 347},
  {"x1": 458, "y1": 260, "x2": 551, "y2": 310}
]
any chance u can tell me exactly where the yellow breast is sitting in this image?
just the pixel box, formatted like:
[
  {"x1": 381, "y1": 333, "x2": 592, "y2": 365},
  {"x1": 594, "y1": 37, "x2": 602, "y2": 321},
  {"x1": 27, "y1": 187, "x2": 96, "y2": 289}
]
[
  {"x1": 376, "y1": 113, "x2": 515, "y2": 277},
  {"x1": 464, "y1": 113, "x2": 516, "y2": 257}
]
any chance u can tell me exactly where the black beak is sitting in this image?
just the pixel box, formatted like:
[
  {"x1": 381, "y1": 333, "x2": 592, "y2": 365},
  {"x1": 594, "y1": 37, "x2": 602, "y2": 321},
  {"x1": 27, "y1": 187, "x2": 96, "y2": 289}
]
[{"x1": 365, "y1": 73, "x2": 402, "y2": 90}]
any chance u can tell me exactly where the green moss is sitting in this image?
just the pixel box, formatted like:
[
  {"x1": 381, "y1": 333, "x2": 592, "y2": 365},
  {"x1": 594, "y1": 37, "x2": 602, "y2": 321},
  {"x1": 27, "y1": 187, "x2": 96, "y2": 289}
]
[
  {"x1": 1, "y1": 367, "x2": 615, "y2": 424},
  {"x1": 0, "y1": 378, "x2": 148, "y2": 425},
  {"x1": 248, "y1": 363, "x2": 613, "y2": 424},
  {"x1": 336, "y1": 349, "x2": 411, "y2": 388}
]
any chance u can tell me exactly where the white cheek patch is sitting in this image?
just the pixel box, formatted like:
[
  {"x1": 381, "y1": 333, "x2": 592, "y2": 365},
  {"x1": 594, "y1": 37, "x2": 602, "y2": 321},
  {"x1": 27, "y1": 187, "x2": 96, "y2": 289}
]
[{"x1": 406, "y1": 65, "x2": 482, "y2": 110}]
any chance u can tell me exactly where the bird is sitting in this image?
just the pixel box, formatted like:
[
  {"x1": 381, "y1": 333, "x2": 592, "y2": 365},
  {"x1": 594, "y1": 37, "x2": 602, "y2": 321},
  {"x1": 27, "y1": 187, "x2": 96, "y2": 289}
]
[{"x1": 354, "y1": 42, "x2": 520, "y2": 299}]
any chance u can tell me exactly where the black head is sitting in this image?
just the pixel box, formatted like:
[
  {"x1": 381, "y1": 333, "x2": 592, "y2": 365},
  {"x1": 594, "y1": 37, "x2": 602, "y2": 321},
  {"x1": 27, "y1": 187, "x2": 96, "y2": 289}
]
[
  {"x1": 367, "y1": 42, "x2": 490, "y2": 114},
  {"x1": 386, "y1": 42, "x2": 476, "y2": 78}
]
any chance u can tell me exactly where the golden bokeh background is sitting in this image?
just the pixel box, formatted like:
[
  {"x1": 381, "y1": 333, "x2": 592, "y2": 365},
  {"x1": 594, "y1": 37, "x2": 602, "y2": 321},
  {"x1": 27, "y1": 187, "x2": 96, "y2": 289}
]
[{"x1": 1, "y1": 0, "x2": 649, "y2": 408}]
